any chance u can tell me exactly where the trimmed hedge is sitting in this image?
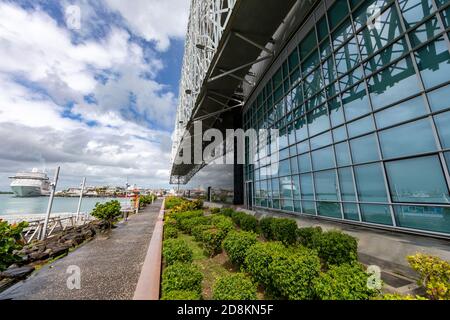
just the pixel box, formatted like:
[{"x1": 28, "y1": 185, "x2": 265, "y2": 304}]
[
  {"x1": 296, "y1": 226, "x2": 322, "y2": 248},
  {"x1": 201, "y1": 227, "x2": 227, "y2": 256},
  {"x1": 268, "y1": 247, "x2": 321, "y2": 300},
  {"x1": 270, "y1": 218, "x2": 298, "y2": 245},
  {"x1": 260, "y1": 217, "x2": 275, "y2": 240},
  {"x1": 211, "y1": 215, "x2": 234, "y2": 233},
  {"x1": 162, "y1": 262, "x2": 203, "y2": 294},
  {"x1": 210, "y1": 207, "x2": 221, "y2": 214},
  {"x1": 231, "y1": 211, "x2": 246, "y2": 226},
  {"x1": 170, "y1": 210, "x2": 204, "y2": 228},
  {"x1": 163, "y1": 239, "x2": 193, "y2": 265},
  {"x1": 239, "y1": 214, "x2": 258, "y2": 232},
  {"x1": 163, "y1": 224, "x2": 178, "y2": 240},
  {"x1": 192, "y1": 224, "x2": 212, "y2": 242},
  {"x1": 165, "y1": 197, "x2": 184, "y2": 209},
  {"x1": 212, "y1": 273, "x2": 257, "y2": 300},
  {"x1": 161, "y1": 290, "x2": 202, "y2": 300},
  {"x1": 223, "y1": 230, "x2": 258, "y2": 266},
  {"x1": 314, "y1": 230, "x2": 358, "y2": 266},
  {"x1": 220, "y1": 208, "x2": 235, "y2": 217},
  {"x1": 313, "y1": 263, "x2": 378, "y2": 300},
  {"x1": 179, "y1": 216, "x2": 212, "y2": 234}
]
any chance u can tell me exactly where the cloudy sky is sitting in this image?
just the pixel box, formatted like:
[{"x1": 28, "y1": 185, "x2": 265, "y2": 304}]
[{"x1": 0, "y1": 0, "x2": 190, "y2": 190}]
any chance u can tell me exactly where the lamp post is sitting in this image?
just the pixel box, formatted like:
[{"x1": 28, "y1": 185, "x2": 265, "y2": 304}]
[
  {"x1": 76, "y1": 177, "x2": 86, "y2": 222},
  {"x1": 41, "y1": 166, "x2": 60, "y2": 240}
]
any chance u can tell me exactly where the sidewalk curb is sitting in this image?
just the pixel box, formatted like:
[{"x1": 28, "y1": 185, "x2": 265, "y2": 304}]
[{"x1": 133, "y1": 198, "x2": 165, "y2": 300}]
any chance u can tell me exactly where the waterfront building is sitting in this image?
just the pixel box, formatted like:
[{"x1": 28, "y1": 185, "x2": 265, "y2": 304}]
[{"x1": 171, "y1": 0, "x2": 450, "y2": 237}]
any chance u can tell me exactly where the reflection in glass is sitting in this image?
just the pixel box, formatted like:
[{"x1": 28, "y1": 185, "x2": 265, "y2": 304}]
[
  {"x1": 355, "y1": 163, "x2": 388, "y2": 202},
  {"x1": 394, "y1": 205, "x2": 450, "y2": 234},
  {"x1": 360, "y1": 204, "x2": 393, "y2": 225},
  {"x1": 315, "y1": 170, "x2": 339, "y2": 201}
]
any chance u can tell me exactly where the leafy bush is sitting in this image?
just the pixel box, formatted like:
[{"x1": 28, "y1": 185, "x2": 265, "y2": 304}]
[
  {"x1": 163, "y1": 239, "x2": 193, "y2": 266},
  {"x1": 270, "y1": 218, "x2": 298, "y2": 245},
  {"x1": 192, "y1": 224, "x2": 212, "y2": 242},
  {"x1": 211, "y1": 215, "x2": 234, "y2": 233},
  {"x1": 0, "y1": 220, "x2": 28, "y2": 271},
  {"x1": 170, "y1": 199, "x2": 204, "y2": 214},
  {"x1": 161, "y1": 262, "x2": 203, "y2": 294},
  {"x1": 212, "y1": 273, "x2": 257, "y2": 300},
  {"x1": 231, "y1": 211, "x2": 246, "y2": 226},
  {"x1": 91, "y1": 200, "x2": 122, "y2": 229},
  {"x1": 161, "y1": 290, "x2": 202, "y2": 300},
  {"x1": 244, "y1": 241, "x2": 286, "y2": 290},
  {"x1": 163, "y1": 224, "x2": 178, "y2": 240},
  {"x1": 170, "y1": 210, "x2": 204, "y2": 228},
  {"x1": 210, "y1": 207, "x2": 220, "y2": 214},
  {"x1": 201, "y1": 227, "x2": 227, "y2": 256},
  {"x1": 260, "y1": 217, "x2": 275, "y2": 240},
  {"x1": 378, "y1": 293, "x2": 428, "y2": 300},
  {"x1": 239, "y1": 214, "x2": 258, "y2": 232},
  {"x1": 220, "y1": 208, "x2": 235, "y2": 217},
  {"x1": 179, "y1": 216, "x2": 211, "y2": 234},
  {"x1": 407, "y1": 253, "x2": 450, "y2": 300},
  {"x1": 314, "y1": 230, "x2": 358, "y2": 266},
  {"x1": 223, "y1": 230, "x2": 258, "y2": 266},
  {"x1": 268, "y1": 247, "x2": 321, "y2": 300},
  {"x1": 165, "y1": 196, "x2": 184, "y2": 209},
  {"x1": 313, "y1": 263, "x2": 379, "y2": 300},
  {"x1": 297, "y1": 226, "x2": 322, "y2": 248}
]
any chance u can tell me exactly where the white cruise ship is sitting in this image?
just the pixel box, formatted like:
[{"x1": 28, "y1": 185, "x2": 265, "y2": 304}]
[{"x1": 9, "y1": 168, "x2": 51, "y2": 197}]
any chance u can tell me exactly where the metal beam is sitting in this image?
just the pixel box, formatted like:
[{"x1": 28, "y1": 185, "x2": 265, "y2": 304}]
[
  {"x1": 234, "y1": 32, "x2": 274, "y2": 55},
  {"x1": 207, "y1": 55, "x2": 273, "y2": 83}
]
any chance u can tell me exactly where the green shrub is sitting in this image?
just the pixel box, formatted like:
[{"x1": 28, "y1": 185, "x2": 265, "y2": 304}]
[
  {"x1": 161, "y1": 290, "x2": 202, "y2": 300},
  {"x1": 260, "y1": 217, "x2": 275, "y2": 240},
  {"x1": 165, "y1": 196, "x2": 184, "y2": 209},
  {"x1": 179, "y1": 216, "x2": 211, "y2": 234},
  {"x1": 314, "y1": 230, "x2": 358, "y2": 266},
  {"x1": 192, "y1": 224, "x2": 212, "y2": 242},
  {"x1": 220, "y1": 208, "x2": 235, "y2": 217},
  {"x1": 201, "y1": 227, "x2": 227, "y2": 256},
  {"x1": 210, "y1": 207, "x2": 220, "y2": 214},
  {"x1": 296, "y1": 226, "x2": 322, "y2": 248},
  {"x1": 91, "y1": 200, "x2": 122, "y2": 229},
  {"x1": 163, "y1": 239, "x2": 193, "y2": 265},
  {"x1": 223, "y1": 230, "x2": 258, "y2": 266},
  {"x1": 240, "y1": 214, "x2": 258, "y2": 232},
  {"x1": 231, "y1": 211, "x2": 246, "y2": 226},
  {"x1": 313, "y1": 263, "x2": 379, "y2": 300},
  {"x1": 244, "y1": 241, "x2": 286, "y2": 290},
  {"x1": 211, "y1": 215, "x2": 234, "y2": 233},
  {"x1": 407, "y1": 253, "x2": 450, "y2": 300},
  {"x1": 170, "y1": 199, "x2": 203, "y2": 214},
  {"x1": 163, "y1": 224, "x2": 178, "y2": 240},
  {"x1": 0, "y1": 221, "x2": 28, "y2": 271},
  {"x1": 212, "y1": 273, "x2": 257, "y2": 300},
  {"x1": 161, "y1": 262, "x2": 203, "y2": 294},
  {"x1": 271, "y1": 218, "x2": 298, "y2": 245},
  {"x1": 268, "y1": 247, "x2": 321, "y2": 300},
  {"x1": 170, "y1": 210, "x2": 204, "y2": 228},
  {"x1": 377, "y1": 293, "x2": 428, "y2": 300}
]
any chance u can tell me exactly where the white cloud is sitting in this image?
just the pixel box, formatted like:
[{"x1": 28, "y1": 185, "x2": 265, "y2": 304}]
[{"x1": 103, "y1": 0, "x2": 190, "y2": 51}]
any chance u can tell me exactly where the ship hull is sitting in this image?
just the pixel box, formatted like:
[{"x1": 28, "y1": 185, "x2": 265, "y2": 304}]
[{"x1": 11, "y1": 186, "x2": 43, "y2": 197}]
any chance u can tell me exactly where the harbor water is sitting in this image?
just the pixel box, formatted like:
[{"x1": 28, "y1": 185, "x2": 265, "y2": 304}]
[{"x1": 0, "y1": 194, "x2": 131, "y2": 216}]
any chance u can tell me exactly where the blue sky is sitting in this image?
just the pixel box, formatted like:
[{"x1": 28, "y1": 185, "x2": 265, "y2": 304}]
[{"x1": 0, "y1": 0, "x2": 190, "y2": 190}]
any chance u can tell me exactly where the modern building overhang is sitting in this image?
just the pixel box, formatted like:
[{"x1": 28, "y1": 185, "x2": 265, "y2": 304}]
[{"x1": 171, "y1": 0, "x2": 317, "y2": 184}]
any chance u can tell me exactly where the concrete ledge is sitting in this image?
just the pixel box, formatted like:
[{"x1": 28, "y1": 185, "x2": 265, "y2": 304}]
[{"x1": 133, "y1": 198, "x2": 165, "y2": 300}]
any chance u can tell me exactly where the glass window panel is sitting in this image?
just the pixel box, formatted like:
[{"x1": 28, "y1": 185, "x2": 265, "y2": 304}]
[
  {"x1": 292, "y1": 175, "x2": 301, "y2": 198},
  {"x1": 300, "y1": 173, "x2": 314, "y2": 200},
  {"x1": 368, "y1": 56, "x2": 421, "y2": 109},
  {"x1": 280, "y1": 176, "x2": 293, "y2": 198},
  {"x1": 374, "y1": 95, "x2": 427, "y2": 128},
  {"x1": 379, "y1": 118, "x2": 437, "y2": 158},
  {"x1": 358, "y1": 6, "x2": 403, "y2": 58},
  {"x1": 328, "y1": 0, "x2": 350, "y2": 30},
  {"x1": 364, "y1": 37, "x2": 408, "y2": 74},
  {"x1": 281, "y1": 199, "x2": 294, "y2": 211},
  {"x1": 335, "y1": 142, "x2": 352, "y2": 166},
  {"x1": 360, "y1": 204, "x2": 393, "y2": 225},
  {"x1": 272, "y1": 178, "x2": 280, "y2": 198},
  {"x1": 323, "y1": 56, "x2": 337, "y2": 85},
  {"x1": 289, "y1": 48, "x2": 299, "y2": 71},
  {"x1": 272, "y1": 199, "x2": 280, "y2": 209},
  {"x1": 329, "y1": 96, "x2": 345, "y2": 126},
  {"x1": 300, "y1": 29, "x2": 317, "y2": 60},
  {"x1": 315, "y1": 169, "x2": 339, "y2": 200},
  {"x1": 290, "y1": 68, "x2": 301, "y2": 86},
  {"x1": 332, "y1": 18, "x2": 354, "y2": 49},
  {"x1": 434, "y1": 111, "x2": 450, "y2": 149},
  {"x1": 339, "y1": 66, "x2": 364, "y2": 90},
  {"x1": 294, "y1": 200, "x2": 302, "y2": 213},
  {"x1": 355, "y1": 163, "x2": 388, "y2": 202},
  {"x1": 441, "y1": 6, "x2": 450, "y2": 28},
  {"x1": 335, "y1": 37, "x2": 361, "y2": 76},
  {"x1": 347, "y1": 115, "x2": 375, "y2": 138},
  {"x1": 295, "y1": 117, "x2": 308, "y2": 141},
  {"x1": 273, "y1": 68, "x2": 283, "y2": 88},
  {"x1": 317, "y1": 17, "x2": 329, "y2": 41},
  {"x1": 398, "y1": 0, "x2": 435, "y2": 28},
  {"x1": 317, "y1": 202, "x2": 342, "y2": 218},
  {"x1": 312, "y1": 146, "x2": 335, "y2": 170},
  {"x1": 386, "y1": 156, "x2": 450, "y2": 203},
  {"x1": 290, "y1": 156, "x2": 299, "y2": 175},
  {"x1": 409, "y1": 16, "x2": 441, "y2": 47},
  {"x1": 298, "y1": 153, "x2": 312, "y2": 173},
  {"x1": 353, "y1": 0, "x2": 390, "y2": 30},
  {"x1": 304, "y1": 68, "x2": 323, "y2": 99},
  {"x1": 307, "y1": 105, "x2": 330, "y2": 136},
  {"x1": 415, "y1": 36, "x2": 450, "y2": 90},
  {"x1": 394, "y1": 205, "x2": 450, "y2": 234},
  {"x1": 428, "y1": 84, "x2": 450, "y2": 112},
  {"x1": 342, "y1": 82, "x2": 371, "y2": 120},
  {"x1": 333, "y1": 126, "x2": 348, "y2": 142},
  {"x1": 302, "y1": 52, "x2": 320, "y2": 76},
  {"x1": 343, "y1": 203, "x2": 360, "y2": 221},
  {"x1": 302, "y1": 201, "x2": 316, "y2": 215},
  {"x1": 310, "y1": 131, "x2": 332, "y2": 150},
  {"x1": 279, "y1": 159, "x2": 290, "y2": 176},
  {"x1": 350, "y1": 133, "x2": 380, "y2": 163},
  {"x1": 339, "y1": 167, "x2": 357, "y2": 201},
  {"x1": 297, "y1": 141, "x2": 310, "y2": 154}
]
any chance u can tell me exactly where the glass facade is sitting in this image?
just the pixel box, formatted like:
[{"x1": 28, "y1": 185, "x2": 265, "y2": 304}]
[{"x1": 243, "y1": 0, "x2": 450, "y2": 235}]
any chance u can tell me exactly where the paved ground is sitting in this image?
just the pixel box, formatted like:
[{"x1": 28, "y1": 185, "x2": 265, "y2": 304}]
[{"x1": 0, "y1": 199, "x2": 162, "y2": 300}]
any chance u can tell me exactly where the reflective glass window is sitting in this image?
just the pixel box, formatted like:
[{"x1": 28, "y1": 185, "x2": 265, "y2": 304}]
[
  {"x1": 312, "y1": 146, "x2": 335, "y2": 170},
  {"x1": 398, "y1": 0, "x2": 435, "y2": 28},
  {"x1": 335, "y1": 37, "x2": 361, "y2": 76},
  {"x1": 292, "y1": 175, "x2": 301, "y2": 197},
  {"x1": 307, "y1": 105, "x2": 330, "y2": 136},
  {"x1": 347, "y1": 115, "x2": 375, "y2": 138},
  {"x1": 302, "y1": 201, "x2": 316, "y2": 215},
  {"x1": 335, "y1": 142, "x2": 352, "y2": 166},
  {"x1": 315, "y1": 170, "x2": 339, "y2": 201},
  {"x1": 374, "y1": 95, "x2": 427, "y2": 128},
  {"x1": 354, "y1": 163, "x2": 388, "y2": 202},
  {"x1": 300, "y1": 173, "x2": 314, "y2": 200},
  {"x1": 329, "y1": 96, "x2": 345, "y2": 127},
  {"x1": 333, "y1": 126, "x2": 348, "y2": 142},
  {"x1": 350, "y1": 134, "x2": 380, "y2": 163},
  {"x1": 409, "y1": 16, "x2": 442, "y2": 47},
  {"x1": 328, "y1": 0, "x2": 349, "y2": 30},
  {"x1": 317, "y1": 202, "x2": 342, "y2": 218},
  {"x1": 434, "y1": 111, "x2": 450, "y2": 149},
  {"x1": 360, "y1": 204, "x2": 393, "y2": 225},
  {"x1": 343, "y1": 203, "x2": 360, "y2": 221},
  {"x1": 428, "y1": 84, "x2": 450, "y2": 112},
  {"x1": 394, "y1": 205, "x2": 450, "y2": 234},
  {"x1": 342, "y1": 82, "x2": 371, "y2": 120},
  {"x1": 279, "y1": 159, "x2": 290, "y2": 176},
  {"x1": 364, "y1": 38, "x2": 408, "y2": 74},
  {"x1": 280, "y1": 176, "x2": 293, "y2": 198},
  {"x1": 272, "y1": 178, "x2": 280, "y2": 198},
  {"x1": 310, "y1": 131, "x2": 332, "y2": 150},
  {"x1": 339, "y1": 167, "x2": 357, "y2": 201},
  {"x1": 298, "y1": 153, "x2": 312, "y2": 172},
  {"x1": 290, "y1": 156, "x2": 299, "y2": 174}
]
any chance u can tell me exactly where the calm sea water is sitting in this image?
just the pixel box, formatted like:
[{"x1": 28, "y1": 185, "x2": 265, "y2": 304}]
[{"x1": 0, "y1": 194, "x2": 131, "y2": 215}]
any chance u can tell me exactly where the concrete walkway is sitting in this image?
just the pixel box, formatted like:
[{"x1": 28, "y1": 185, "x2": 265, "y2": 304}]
[{"x1": 0, "y1": 199, "x2": 162, "y2": 300}]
